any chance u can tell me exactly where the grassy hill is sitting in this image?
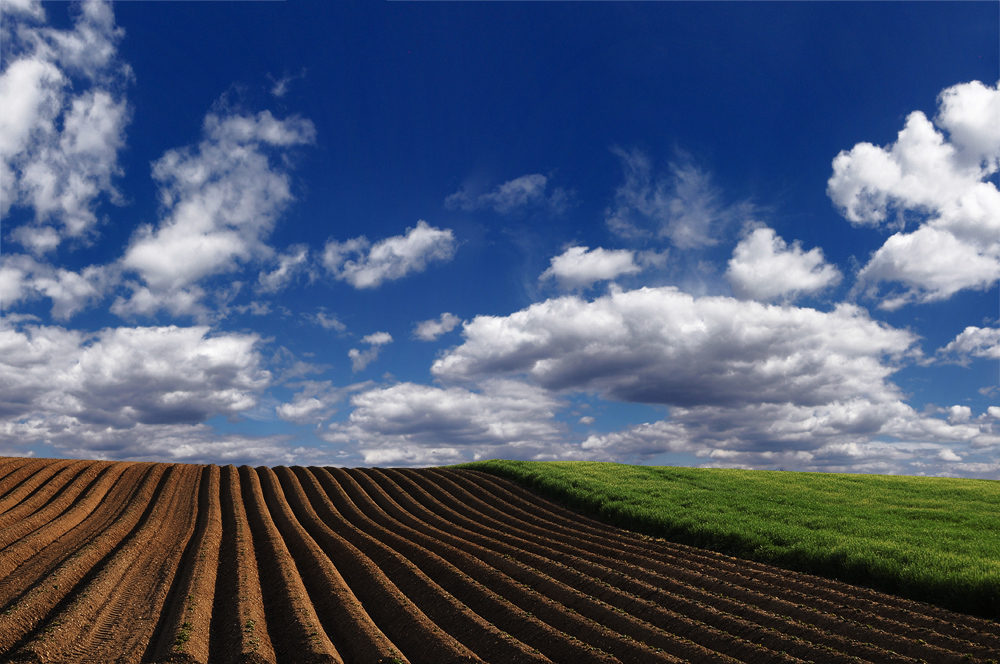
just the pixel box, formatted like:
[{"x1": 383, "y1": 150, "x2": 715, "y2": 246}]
[{"x1": 456, "y1": 460, "x2": 1000, "y2": 618}]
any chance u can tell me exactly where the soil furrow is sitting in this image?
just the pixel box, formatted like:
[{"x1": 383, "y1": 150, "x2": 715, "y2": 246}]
[
  {"x1": 148, "y1": 464, "x2": 222, "y2": 664},
  {"x1": 0, "y1": 456, "x2": 35, "y2": 485},
  {"x1": 314, "y1": 467, "x2": 628, "y2": 664},
  {"x1": 257, "y1": 466, "x2": 411, "y2": 664},
  {"x1": 411, "y1": 470, "x2": 881, "y2": 664},
  {"x1": 286, "y1": 466, "x2": 549, "y2": 664},
  {"x1": 0, "y1": 461, "x2": 110, "y2": 551},
  {"x1": 0, "y1": 462, "x2": 165, "y2": 655},
  {"x1": 347, "y1": 468, "x2": 712, "y2": 664},
  {"x1": 449, "y1": 469, "x2": 1000, "y2": 648},
  {"x1": 238, "y1": 466, "x2": 342, "y2": 664},
  {"x1": 12, "y1": 464, "x2": 201, "y2": 663},
  {"x1": 209, "y1": 465, "x2": 276, "y2": 664},
  {"x1": 0, "y1": 461, "x2": 134, "y2": 587},
  {"x1": 0, "y1": 459, "x2": 49, "y2": 502},
  {"x1": 417, "y1": 470, "x2": 976, "y2": 663},
  {"x1": 374, "y1": 468, "x2": 810, "y2": 664},
  {"x1": 0, "y1": 457, "x2": 992, "y2": 664},
  {"x1": 0, "y1": 459, "x2": 78, "y2": 519}
]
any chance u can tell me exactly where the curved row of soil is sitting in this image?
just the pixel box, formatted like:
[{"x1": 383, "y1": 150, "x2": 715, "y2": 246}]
[{"x1": 0, "y1": 456, "x2": 996, "y2": 664}]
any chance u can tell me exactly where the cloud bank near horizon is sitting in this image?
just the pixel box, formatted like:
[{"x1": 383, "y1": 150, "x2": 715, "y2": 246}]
[{"x1": 0, "y1": 2, "x2": 996, "y2": 479}]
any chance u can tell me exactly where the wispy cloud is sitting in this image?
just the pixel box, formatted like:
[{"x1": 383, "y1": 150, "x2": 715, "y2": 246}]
[
  {"x1": 445, "y1": 173, "x2": 570, "y2": 215},
  {"x1": 605, "y1": 148, "x2": 751, "y2": 248},
  {"x1": 311, "y1": 310, "x2": 347, "y2": 332},
  {"x1": 275, "y1": 379, "x2": 373, "y2": 425},
  {"x1": 0, "y1": 253, "x2": 115, "y2": 320},
  {"x1": 267, "y1": 68, "x2": 306, "y2": 98},
  {"x1": 257, "y1": 244, "x2": 310, "y2": 293},
  {"x1": 348, "y1": 331, "x2": 393, "y2": 372}
]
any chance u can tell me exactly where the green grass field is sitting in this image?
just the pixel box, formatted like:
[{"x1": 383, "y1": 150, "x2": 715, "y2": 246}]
[{"x1": 455, "y1": 460, "x2": 1000, "y2": 618}]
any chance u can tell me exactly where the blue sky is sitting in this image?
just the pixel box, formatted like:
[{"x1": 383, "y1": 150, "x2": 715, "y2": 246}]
[{"x1": 2, "y1": 0, "x2": 999, "y2": 477}]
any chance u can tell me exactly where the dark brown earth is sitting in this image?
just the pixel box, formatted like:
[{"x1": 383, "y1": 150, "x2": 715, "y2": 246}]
[{"x1": 0, "y1": 457, "x2": 997, "y2": 663}]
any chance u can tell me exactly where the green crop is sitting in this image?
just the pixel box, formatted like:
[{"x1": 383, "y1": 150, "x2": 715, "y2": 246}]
[{"x1": 455, "y1": 460, "x2": 1000, "y2": 618}]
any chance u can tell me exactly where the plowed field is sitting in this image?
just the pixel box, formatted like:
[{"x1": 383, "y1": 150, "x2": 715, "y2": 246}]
[{"x1": 0, "y1": 457, "x2": 996, "y2": 664}]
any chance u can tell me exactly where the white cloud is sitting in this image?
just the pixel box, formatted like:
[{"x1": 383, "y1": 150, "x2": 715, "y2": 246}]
[
  {"x1": 268, "y1": 69, "x2": 306, "y2": 98},
  {"x1": 0, "y1": 322, "x2": 272, "y2": 458},
  {"x1": 445, "y1": 173, "x2": 569, "y2": 215},
  {"x1": 115, "y1": 109, "x2": 315, "y2": 317},
  {"x1": 581, "y1": 399, "x2": 999, "y2": 476},
  {"x1": 947, "y1": 405, "x2": 972, "y2": 424},
  {"x1": 936, "y1": 80, "x2": 1000, "y2": 170},
  {"x1": 938, "y1": 448, "x2": 963, "y2": 462},
  {"x1": 362, "y1": 331, "x2": 392, "y2": 346},
  {"x1": 322, "y1": 220, "x2": 456, "y2": 289},
  {"x1": 276, "y1": 397, "x2": 325, "y2": 424},
  {"x1": 275, "y1": 379, "x2": 373, "y2": 425},
  {"x1": 854, "y1": 225, "x2": 1000, "y2": 311},
  {"x1": 0, "y1": 0, "x2": 45, "y2": 20},
  {"x1": 0, "y1": 418, "x2": 304, "y2": 466},
  {"x1": 433, "y1": 286, "x2": 915, "y2": 409},
  {"x1": 726, "y1": 226, "x2": 841, "y2": 302},
  {"x1": 312, "y1": 310, "x2": 347, "y2": 332},
  {"x1": 539, "y1": 246, "x2": 643, "y2": 290},
  {"x1": 934, "y1": 326, "x2": 1000, "y2": 364},
  {"x1": 605, "y1": 148, "x2": 750, "y2": 247},
  {"x1": 828, "y1": 80, "x2": 1000, "y2": 308},
  {"x1": 348, "y1": 332, "x2": 392, "y2": 372},
  {"x1": 257, "y1": 244, "x2": 309, "y2": 293},
  {"x1": 0, "y1": 253, "x2": 114, "y2": 320},
  {"x1": 1, "y1": 0, "x2": 130, "y2": 253},
  {"x1": 323, "y1": 379, "x2": 572, "y2": 465},
  {"x1": 413, "y1": 312, "x2": 461, "y2": 341}
]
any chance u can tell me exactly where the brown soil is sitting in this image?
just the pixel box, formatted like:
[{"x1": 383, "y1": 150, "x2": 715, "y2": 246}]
[{"x1": 0, "y1": 457, "x2": 996, "y2": 664}]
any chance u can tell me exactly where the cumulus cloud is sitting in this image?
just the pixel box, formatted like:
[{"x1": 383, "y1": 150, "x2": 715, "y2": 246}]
[
  {"x1": 1, "y1": 0, "x2": 130, "y2": 254},
  {"x1": 323, "y1": 379, "x2": 572, "y2": 465},
  {"x1": 581, "y1": 399, "x2": 1000, "y2": 475},
  {"x1": 413, "y1": 312, "x2": 461, "y2": 341},
  {"x1": 605, "y1": 148, "x2": 750, "y2": 247},
  {"x1": 348, "y1": 331, "x2": 392, "y2": 373},
  {"x1": 433, "y1": 286, "x2": 915, "y2": 409},
  {"x1": 114, "y1": 109, "x2": 315, "y2": 318},
  {"x1": 539, "y1": 246, "x2": 643, "y2": 290},
  {"x1": 0, "y1": 418, "x2": 305, "y2": 466},
  {"x1": 0, "y1": 322, "x2": 272, "y2": 458},
  {"x1": 322, "y1": 220, "x2": 456, "y2": 289},
  {"x1": 726, "y1": 226, "x2": 841, "y2": 302},
  {"x1": 445, "y1": 173, "x2": 570, "y2": 215},
  {"x1": 828, "y1": 80, "x2": 1000, "y2": 309},
  {"x1": 934, "y1": 326, "x2": 1000, "y2": 364}
]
